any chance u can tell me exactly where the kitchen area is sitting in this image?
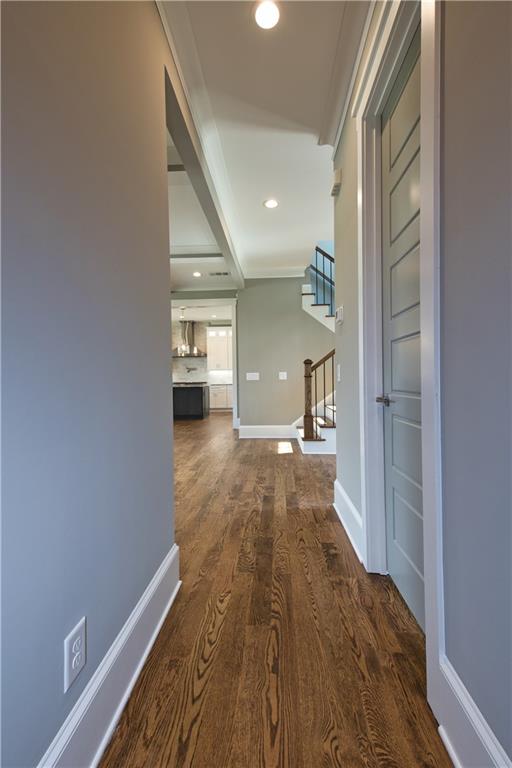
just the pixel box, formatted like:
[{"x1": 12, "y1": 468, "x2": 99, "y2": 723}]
[{"x1": 171, "y1": 302, "x2": 234, "y2": 421}]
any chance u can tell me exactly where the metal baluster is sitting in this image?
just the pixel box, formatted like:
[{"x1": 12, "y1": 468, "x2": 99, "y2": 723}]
[
  {"x1": 329, "y1": 257, "x2": 333, "y2": 315},
  {"x1": 315, "y1": 249, "x2": 318, "y2": 304},
  {"x1": 331, "y1": 355, "x2": 335, "y2": 417},
  {"x1": 322, "y1": 253, "x2": 326, "y2": 306},
  {"x1": 323, "y1": 362, "x2": 326, "y2": 423},
  {"x1": 314, "y1": 369, "x2": 317, "y2": 439}
]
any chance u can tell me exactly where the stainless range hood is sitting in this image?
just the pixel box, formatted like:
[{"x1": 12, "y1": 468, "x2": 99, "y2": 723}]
[{"x1": 172, "y1": 321, "x2": 207, "y2": 358}]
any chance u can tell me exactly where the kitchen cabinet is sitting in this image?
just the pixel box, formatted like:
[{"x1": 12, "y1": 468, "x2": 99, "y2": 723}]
[
  {"x1": 207, "y1": 327, "x2": 232, "y2": 371},
  {"x1": 173, "y1": 384, "x2": 210, "y2": 419},
  {"x1": 209, "y1": 384, "x2": 233, "y2": 410}
]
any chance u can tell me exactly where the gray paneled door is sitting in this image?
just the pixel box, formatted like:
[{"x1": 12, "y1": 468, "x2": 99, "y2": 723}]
[{"x1": 381, "y1": 29, "x2": 424, "y2": 629}]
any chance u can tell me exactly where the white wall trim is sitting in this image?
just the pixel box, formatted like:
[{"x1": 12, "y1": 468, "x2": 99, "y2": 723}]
[
  {"x1": 333, "y1": 479, "x2": 365, "y2": 564},
  {"x1": 37, "y1": 545, "x2": 181, "y2": 768},
  {"x1": 238, "y1": 425, "x2": 296, "y2": 439},
  {"x1": 438, "y1": 657, "x2": 512, "y2": 768}
]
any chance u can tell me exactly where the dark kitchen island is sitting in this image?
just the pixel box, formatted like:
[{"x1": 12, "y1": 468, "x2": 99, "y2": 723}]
[{"x1": 172, "y1": 382, "x2": 210, "y2": 420}]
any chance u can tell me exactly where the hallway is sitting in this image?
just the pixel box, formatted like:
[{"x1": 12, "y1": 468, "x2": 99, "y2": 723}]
[{"x1": 100, "y1": 414, "x2": 450, "y2": 767}]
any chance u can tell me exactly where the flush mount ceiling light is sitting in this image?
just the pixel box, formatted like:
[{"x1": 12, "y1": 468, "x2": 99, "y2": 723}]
[
  {"x1": 255, "y1": 1, "x2": 279, "y2": 30},
  {"x1": 263, "y1": 198, "x2": 279, "y2": 209},
  {"x1": 193, "y1": 271, "x2": 202, "y2": 277}
]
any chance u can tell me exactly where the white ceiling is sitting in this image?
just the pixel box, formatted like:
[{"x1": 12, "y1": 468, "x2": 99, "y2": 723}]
[
  {"x1": 168, "y1": 132, "x2": 238, "y2": 290},
  {"x1": 171, "y1": 300, "x2": 233, "y2": 322},
  {"x1": 168, "y1": 169, "x2": 218, "y2": 257},
  {"x1": 163, "y1": 1, "x2": 351, "y2": 279},
  {"x1": 170, "y1": 254, "x2": 237, "y2": 291}
]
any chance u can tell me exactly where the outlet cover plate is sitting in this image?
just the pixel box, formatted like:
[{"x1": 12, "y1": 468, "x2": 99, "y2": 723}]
[{"x1": 64, "y1": 617, "x2": 86, "y2": 692}]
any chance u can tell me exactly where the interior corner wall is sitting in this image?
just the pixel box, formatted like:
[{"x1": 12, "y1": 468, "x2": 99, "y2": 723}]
[
  {"x1": 333, "y1": 121, "x2": 362, "y2": 511},
  {"x1": 1, "y1": 3, "x2": 177, "y2": 766},
  {"x1": 441, "y1": 1, "x2": 512, "y2": 757},
  {"x1": 333, "y1": 5, "x2": 382, "y2": 514},
  {"x1": 237, "y1": 278, "x2": 334, "y2": 426}
]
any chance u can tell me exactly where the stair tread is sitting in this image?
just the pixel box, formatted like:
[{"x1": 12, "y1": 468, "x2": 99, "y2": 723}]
[
  {"x1": 311, "y1": 303, "x2": 331, "y2": 307},
  {"x1": 314, "y1": 417, "x2": 336, "y2": 428},
  {"x1": 297, "y1": 427, "x2": 326, "y2": 442},
  {"x1": 302, "y1": 292, "x2": 315, "y2": 297}
]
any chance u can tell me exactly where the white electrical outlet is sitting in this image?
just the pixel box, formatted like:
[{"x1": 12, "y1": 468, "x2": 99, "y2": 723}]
[
  {"x1": 64, "y1": 617, "x2": 86, "y2": 692},
  {"x1": 246, "y1": 372, "x2": 260, "y2": 381},
  {"x1": 278, "y1": 371, "x2": 287, "y2": 381}
]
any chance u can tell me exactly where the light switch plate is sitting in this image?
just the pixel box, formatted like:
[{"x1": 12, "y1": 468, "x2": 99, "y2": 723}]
[
  {"x1": 337, "y1": 363, "x2": 341, "y2": 383},
  {"x1": 335, "y1": 306, "x2": 344, "y2": 324},
  {"x1": 64, "y1": 617, "x2": 86, "y2": 692},
  {"x1": 278, "y1": 371, "x2": 287, "y2": 381},
  {"x1": 246, "y1": 372, "x2": 260, "y2": 381}
]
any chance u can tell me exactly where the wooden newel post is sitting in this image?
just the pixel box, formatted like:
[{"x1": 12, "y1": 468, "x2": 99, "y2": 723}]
[{"x1": 303, "y1": 359, "x2": 314, "y2": 440}]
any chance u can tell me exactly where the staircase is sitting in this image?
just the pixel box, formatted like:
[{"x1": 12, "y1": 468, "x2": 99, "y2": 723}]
[
  {"x1": 296, "y1": 349, "x2": 336, "y2": 454},
  {"x1": 295, "y1": 244, "x2": 336, "y2": 453},
  {"x1": 301, "y1": 246, "x2": 335, "y2": 332}
]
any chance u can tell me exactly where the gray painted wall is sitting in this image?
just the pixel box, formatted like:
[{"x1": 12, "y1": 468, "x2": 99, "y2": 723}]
[
  {"x1": 237, "y1": 278, "x2": 333, "y2": 425},
  {"x1": 1, "y1": 3, "x2": 177, "y2": 765},
  {"x1": 441, "y1": 2, "x2": 512, "y2": 755}
]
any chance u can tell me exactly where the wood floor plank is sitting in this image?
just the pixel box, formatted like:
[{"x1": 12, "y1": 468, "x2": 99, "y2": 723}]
[{"x1": 100, "y1": 413, "x2": 451, "y2": 768}]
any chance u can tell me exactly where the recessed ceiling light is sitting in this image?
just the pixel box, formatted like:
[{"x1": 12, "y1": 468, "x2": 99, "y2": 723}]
[
  {"x1": 212, "y1": 314, "x2": 217, "y2": 318},
  {"x1": 263, "y1": 198, "x2": 279, "y2": 209},
  {"x1": 193, "y1": 271, "x2": 201, "y2": 277},
  {"x1": 255, "y1": 1, "x2": 279, "y2": 29},
  {"x1": 180, "y1": 305, "x2": 186, "y2": 310}
]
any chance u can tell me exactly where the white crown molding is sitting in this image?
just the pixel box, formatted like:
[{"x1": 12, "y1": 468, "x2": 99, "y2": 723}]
[
  {"x1": 243, "y1": 267, "x2": 307, "y2": 280},
  {"x1": 36, "y1": 545, "x2": 181, "y2": 768},
  {"x1": 319, "y1": 1, "x2": 374, "y2": 149}
]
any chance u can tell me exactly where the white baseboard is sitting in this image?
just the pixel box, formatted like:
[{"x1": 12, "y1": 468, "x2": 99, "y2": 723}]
[
  {"x1": 238, "y1": 424, "x2": 297, "y2": 439},
  {"x1": 37, "y1": 544, "x2": 181, "y2": 768},
  {"x1": 437, "y1": 656, "x2": 512, "y2": 768},
  {"x1": 333, "y1": 479, "x2": 365, "y2": 565}
]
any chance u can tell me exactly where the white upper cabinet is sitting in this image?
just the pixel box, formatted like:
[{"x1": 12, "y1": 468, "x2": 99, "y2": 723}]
[{"x1": 207, "y1": 327, "x2": 232, "y2": 371}]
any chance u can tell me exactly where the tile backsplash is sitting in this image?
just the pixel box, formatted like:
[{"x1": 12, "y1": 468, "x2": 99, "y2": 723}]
[{"x1": 172, "y1": 356, "x2": 208, "y2": 383}]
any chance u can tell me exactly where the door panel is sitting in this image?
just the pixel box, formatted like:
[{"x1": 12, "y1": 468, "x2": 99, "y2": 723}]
[{"x1": 382, "y1": 27, "x2": 424, "y2": 629}]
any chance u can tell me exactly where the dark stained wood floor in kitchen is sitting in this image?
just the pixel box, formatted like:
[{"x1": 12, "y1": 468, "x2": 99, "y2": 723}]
[{"x1": 100, "y1": 413, "x2": 450, "y2": 768}]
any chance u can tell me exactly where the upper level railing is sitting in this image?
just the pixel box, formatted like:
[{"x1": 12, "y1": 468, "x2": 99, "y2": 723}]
[{"x1": 309, "y1": 246, "x2": 335, "y2": 317}]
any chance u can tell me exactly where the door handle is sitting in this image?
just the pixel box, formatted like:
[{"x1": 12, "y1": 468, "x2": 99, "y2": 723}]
[{"x1": 376, "y1": 394, "x2": 394, "y2": 407}]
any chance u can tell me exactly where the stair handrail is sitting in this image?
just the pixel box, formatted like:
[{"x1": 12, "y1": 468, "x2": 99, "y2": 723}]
[
  {"x1": 303, "y1": 348, "x2": 335, "y2": 441},
  {"x1": 311, "y1": 348, "x2": 335, "y2": 371},
  {"x1": 315, "y1": 246, "x2": 334, "y2": 263}
]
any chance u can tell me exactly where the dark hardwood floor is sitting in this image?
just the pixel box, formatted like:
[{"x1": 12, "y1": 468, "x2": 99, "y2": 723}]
[{"x1": 100, "y1": 413, "x2": 451, "y2": 767}]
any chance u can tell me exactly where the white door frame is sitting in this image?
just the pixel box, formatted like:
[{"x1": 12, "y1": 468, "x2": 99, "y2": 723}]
[
  {"x1": 354, "y1": 3, "x2": 510, "y2": 766},
  {"x1": 353, "y1": 0, "x2": 421, "y2": 576}
]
